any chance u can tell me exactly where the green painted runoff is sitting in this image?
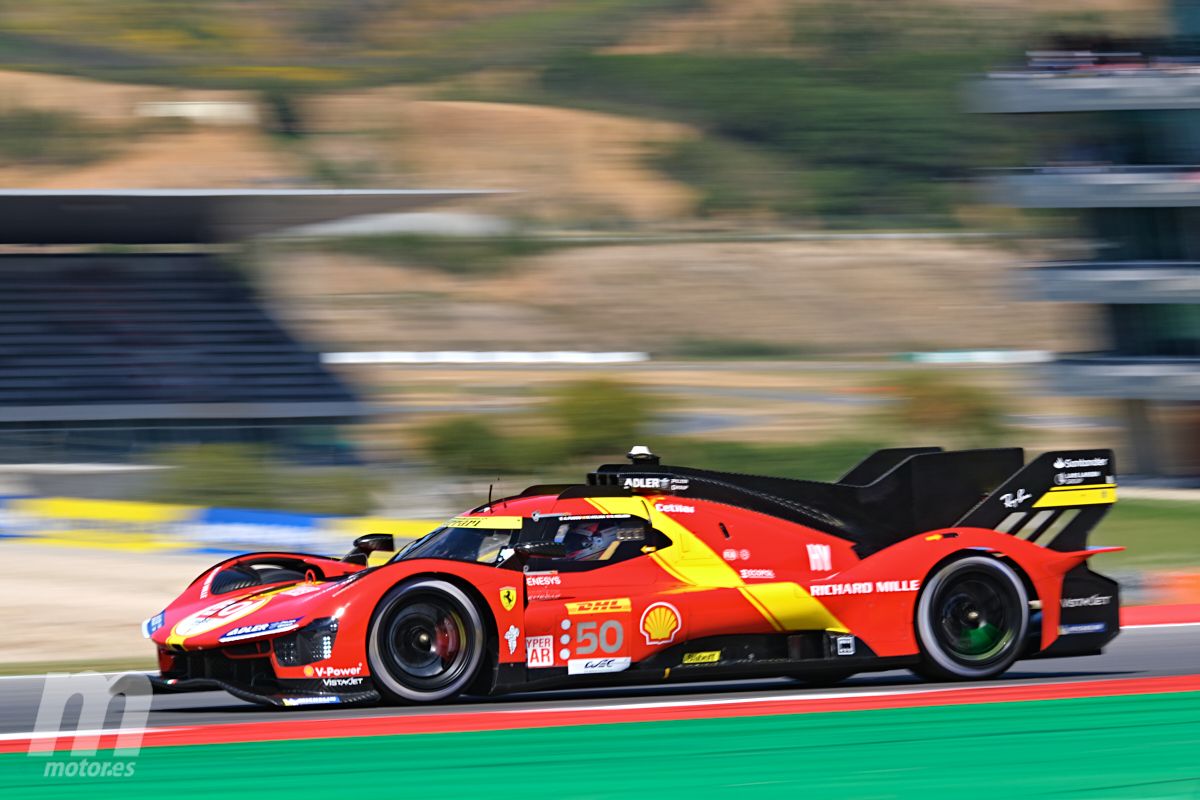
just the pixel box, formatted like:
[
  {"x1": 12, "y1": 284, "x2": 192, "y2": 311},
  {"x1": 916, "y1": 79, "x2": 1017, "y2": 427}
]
[{"x1": 4, "y1": 692, "x2": 1200, "y2": 799}]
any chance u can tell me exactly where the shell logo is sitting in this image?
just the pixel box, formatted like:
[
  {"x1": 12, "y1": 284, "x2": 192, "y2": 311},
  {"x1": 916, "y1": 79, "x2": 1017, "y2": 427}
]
[{"x1": 640, "y1": 602, "x2": 681, "y2": 646}]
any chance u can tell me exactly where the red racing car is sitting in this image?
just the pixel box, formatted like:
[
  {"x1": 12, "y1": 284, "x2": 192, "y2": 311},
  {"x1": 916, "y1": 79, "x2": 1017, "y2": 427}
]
[{"x1": 145, "y1": 445, "x2": 1121, "y2": 706}]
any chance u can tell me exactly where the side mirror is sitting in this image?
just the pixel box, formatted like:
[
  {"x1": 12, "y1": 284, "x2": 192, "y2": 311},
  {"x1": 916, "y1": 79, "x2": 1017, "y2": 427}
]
[
  {"x1": 515, "y1": 541, "x2": 567, "y2": 559},
  {"x1": 343, "y1": 533, "x2": 395, "y2": 563},
  {"x1": 353, "y1": 533, "x2": 395, "y2": 553}
]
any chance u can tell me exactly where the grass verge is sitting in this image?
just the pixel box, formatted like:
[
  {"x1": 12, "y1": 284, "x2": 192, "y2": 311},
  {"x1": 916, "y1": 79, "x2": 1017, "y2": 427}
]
[
  {"x1": 0, "y1": 658, "x2": 153, "y2": 677},
  {"x1": 1092, "y1": 499, "x2": 1200, "y2": 571}
]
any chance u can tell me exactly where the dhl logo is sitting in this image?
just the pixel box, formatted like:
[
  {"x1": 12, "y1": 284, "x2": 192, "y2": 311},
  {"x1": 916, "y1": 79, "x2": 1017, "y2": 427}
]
[{"x1": 566, "y1": 598, "x2": 631, "y2": 615}]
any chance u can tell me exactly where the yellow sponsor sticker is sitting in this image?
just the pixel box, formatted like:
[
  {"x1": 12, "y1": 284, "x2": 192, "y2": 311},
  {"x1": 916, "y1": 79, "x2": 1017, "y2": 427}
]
[
  {"x1": 1033, "y1": 484, "x2": 1117, "y2": 508},
  {"x1": 566, "y1": 598, "x2": 631, "y2": 615},
  {"x1": 682, "y1": 651, "x2": 720, "y2": 665},
  {"x1": 447, "y1": 515, "x2": 523, "y2": 529}
]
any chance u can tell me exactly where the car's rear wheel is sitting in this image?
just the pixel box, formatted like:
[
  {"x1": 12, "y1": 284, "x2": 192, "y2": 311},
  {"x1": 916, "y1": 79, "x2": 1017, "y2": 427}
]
[
  {"x1": 912, "y1": 556, "x2": 1028, "y2": 681},
  {"x1": 368, "y1": 579, "x2": 486, "y2": 704}
]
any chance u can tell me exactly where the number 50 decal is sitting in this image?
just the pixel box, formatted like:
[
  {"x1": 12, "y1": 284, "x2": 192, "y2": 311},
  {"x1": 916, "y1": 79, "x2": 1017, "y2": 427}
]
[{"x1": 575, "y1": 620, "x2": 623, "y2": 655}]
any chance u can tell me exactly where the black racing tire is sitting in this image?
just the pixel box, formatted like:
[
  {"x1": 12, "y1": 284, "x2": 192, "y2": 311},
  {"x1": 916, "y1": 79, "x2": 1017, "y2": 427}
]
[
  {"x1": 912, "y1": 555, "x2": 1028, "y2": 682},
  {"x1": 368, "y1": 579, "x2": 486, "y2": 704}
]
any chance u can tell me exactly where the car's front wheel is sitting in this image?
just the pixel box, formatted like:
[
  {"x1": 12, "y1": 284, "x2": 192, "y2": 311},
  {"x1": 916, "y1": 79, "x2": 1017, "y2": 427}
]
[
  {"x1": 912, "y1": 555, "x2": 1029, "y2": 681},
  {"x1": 368, "y1": 579, "x2": 486, "y2": 704}
]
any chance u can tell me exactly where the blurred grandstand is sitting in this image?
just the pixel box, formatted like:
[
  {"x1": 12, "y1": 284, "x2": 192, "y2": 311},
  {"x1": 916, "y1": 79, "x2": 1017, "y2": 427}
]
[
  {"x1": 977, "y1": 1, "x2": 1200, "y2": 478},
  {"x1": 0, "y1": 189, "x2": 485, "y2": 465}
]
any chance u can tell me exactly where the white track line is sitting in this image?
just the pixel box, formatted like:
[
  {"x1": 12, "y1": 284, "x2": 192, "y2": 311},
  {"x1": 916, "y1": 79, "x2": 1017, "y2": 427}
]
[
  {"x1": 507, "y1": 684, "x2": 976, "y2": 714},
  {"x1": 0, "y1": 727, "x2": 171, "y2": 743}
]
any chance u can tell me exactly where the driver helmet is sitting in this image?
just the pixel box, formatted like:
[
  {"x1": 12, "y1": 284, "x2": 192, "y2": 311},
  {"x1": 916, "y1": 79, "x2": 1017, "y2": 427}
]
[{"x1": 557, "y1": 521, "x2": 610, "y2": 560}]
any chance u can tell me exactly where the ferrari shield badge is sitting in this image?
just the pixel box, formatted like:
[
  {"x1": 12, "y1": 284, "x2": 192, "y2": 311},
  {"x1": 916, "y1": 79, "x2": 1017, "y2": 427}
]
[{"x1": 499, "y1": 586, "x2": 517, "y2": 611}]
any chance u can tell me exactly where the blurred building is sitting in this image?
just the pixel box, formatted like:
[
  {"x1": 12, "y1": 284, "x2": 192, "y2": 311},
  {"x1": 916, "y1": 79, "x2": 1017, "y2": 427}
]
[
  {"x1": 0, "y1": 189, "x2": 482, "y2": 464},
  {"x1": 975, "y1": 2, "x2": 1200, "y2": 478}
]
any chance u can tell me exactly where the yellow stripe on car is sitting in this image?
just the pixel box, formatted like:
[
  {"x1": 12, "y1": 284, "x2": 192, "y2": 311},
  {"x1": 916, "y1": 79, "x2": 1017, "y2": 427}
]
[
  {"x1": 586, "y1": 497, "x2": 846, "y2": 633},
  {"x1": 1033, "y1": 484, "x2": 1117, "y2": 508}
]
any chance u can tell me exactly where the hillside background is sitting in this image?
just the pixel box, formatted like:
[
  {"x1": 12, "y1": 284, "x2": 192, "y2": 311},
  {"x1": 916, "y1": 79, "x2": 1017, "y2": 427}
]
[{"x1": 0, "y1": 0, "x2": 1173, "y2": 502}]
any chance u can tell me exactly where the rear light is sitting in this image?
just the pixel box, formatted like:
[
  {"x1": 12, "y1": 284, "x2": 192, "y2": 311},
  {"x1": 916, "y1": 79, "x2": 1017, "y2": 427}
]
[{"x1": 273, "y1": 617, "x2": 339, "y2": 666}]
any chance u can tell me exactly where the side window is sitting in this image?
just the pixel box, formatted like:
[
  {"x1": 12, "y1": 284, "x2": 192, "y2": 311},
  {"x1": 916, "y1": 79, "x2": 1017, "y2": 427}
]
[{"x1": 528, "y1": 517, "x2": 670, "y2": 572}]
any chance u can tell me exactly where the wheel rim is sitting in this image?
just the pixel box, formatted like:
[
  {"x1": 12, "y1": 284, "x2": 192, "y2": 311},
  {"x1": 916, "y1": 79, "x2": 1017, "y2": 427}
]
[
  {"x1": 381, "y1": 595, "x2": 473, "y2": 691},
  {"x1": 933, "y1": 569, "x2": 1019, "y2": 665}
]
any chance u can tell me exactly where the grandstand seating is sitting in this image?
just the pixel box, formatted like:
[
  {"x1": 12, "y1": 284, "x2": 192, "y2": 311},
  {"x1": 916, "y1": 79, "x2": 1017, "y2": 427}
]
[{"x1": 0, "y1": 253, "x2": 357, "y2": 410}]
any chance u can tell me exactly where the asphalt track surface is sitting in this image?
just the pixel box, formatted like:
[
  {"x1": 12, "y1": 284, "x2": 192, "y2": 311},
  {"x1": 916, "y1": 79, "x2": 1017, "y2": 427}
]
[{"x1": 1, "y1": 623, "x2": 1196, "y2": 738}]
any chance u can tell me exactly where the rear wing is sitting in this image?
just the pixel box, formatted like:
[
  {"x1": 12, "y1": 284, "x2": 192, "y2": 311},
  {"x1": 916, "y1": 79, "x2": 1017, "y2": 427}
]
[{"x1": 957, "y1": 449, "x2": 1116, "y2": 551}]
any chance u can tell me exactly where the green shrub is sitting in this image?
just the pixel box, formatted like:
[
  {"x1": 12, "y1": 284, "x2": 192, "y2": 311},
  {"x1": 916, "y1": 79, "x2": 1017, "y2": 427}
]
[
  {"x1": 0, "y1": 108, "x2": 112, "y2": 166},
  {"x1": 880, "y1": 370, "x2": 1008, "y2": 447},
  {"x1": 665, "y1": 337, "x2": 807, "y2": 360},
  {"x1": 420, "y1": 380, "x2": 658, "y2": 474},
  {"x1": 146, "y1": 443, "x2": 378, "y2": 515},
  {"x1": 317, "y1": 234, "x2": 556, "y2": 276},
  {"x1": 538, "y1": 0, "x2": 1027, "y2": 226},
  {"x1": 421, "y1": 417, "x2": 508, "y2": 474},
  {"x1": 546, "y1": 379, "x2": 657, "y2": 457},
  {"x1": 420, "y1": 416, "x2": 570, "y2": 475},
  {"x1": 649, "y1": 137, "x2": 806, "y2": 218},
  {"x1": 287, "y1": 469, "x2": 380, "y2": 516},
  {"x1": 261, "y1": 87, "x2": 306, "y2": 137}
]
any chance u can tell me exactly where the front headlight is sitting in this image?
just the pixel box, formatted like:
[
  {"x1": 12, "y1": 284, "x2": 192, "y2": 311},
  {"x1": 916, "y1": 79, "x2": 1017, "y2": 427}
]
[{"x1": 273, "y1": 617, "x2": 339, "y2": 666}]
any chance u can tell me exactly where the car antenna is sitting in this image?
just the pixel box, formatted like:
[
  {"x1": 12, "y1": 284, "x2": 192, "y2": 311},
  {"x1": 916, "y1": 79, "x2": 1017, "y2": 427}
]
[{"x1": 490, "y1": 479, "x2": 508, "y2": 508}]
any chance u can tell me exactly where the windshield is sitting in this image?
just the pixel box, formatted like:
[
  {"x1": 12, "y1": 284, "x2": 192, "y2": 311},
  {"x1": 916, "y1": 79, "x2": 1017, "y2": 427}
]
[{"x1": 393, "y1": 525, "x2": 516, "y2": 565}]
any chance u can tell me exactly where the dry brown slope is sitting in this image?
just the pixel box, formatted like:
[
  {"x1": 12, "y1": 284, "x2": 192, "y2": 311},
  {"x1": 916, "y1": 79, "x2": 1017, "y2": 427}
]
[
  {"x1": 0, "y1": 69, "x2": 698, "y2": 221},
  {"x1": 263, "y1": 238, "x2": 1088, "y2": 354},
  {"x1": 307, "y1": 92, "x2": 699, "y2": 222}
]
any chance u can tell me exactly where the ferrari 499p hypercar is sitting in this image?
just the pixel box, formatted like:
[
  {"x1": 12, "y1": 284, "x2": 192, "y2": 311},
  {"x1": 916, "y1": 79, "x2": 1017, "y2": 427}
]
[{"x1": 146, "y1": 445, "x2": 1121, "y2": 707}]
